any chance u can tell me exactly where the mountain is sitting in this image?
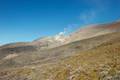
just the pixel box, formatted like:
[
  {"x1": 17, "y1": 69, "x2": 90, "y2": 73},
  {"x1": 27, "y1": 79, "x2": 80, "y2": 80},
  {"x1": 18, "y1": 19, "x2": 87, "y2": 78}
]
[
  {"x1": 31, "y1": 21, "x2": 120, "y2": 48},
  {"x1": 1, "y1": 21, "x2": 120, "y2": 51},
  {"x1": 0, "y1": 21, "x2": 120, "y2": 80}
]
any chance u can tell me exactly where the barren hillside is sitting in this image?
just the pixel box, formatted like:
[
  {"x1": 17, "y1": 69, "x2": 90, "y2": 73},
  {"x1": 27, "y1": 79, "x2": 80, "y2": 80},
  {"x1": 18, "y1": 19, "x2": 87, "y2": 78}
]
[{"x1": 0, "y1": 21, "x2": 120, "y2": 80}]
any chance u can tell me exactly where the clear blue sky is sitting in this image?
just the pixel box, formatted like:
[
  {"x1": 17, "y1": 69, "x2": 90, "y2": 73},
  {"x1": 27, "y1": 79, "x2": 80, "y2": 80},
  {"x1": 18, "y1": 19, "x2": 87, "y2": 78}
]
[{"x1": 0, "y1": 0, "x2": 120, "y2": 45}]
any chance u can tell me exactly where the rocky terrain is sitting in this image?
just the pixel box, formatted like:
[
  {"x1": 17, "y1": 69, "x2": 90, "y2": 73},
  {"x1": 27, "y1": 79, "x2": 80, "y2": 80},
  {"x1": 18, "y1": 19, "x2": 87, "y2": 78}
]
[{"x1": 0, "y1": 21, "x2": 120, "y2": 80}]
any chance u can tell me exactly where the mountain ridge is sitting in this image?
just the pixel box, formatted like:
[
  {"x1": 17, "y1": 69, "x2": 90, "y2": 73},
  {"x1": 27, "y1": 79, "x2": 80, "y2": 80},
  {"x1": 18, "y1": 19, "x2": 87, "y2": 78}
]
[{"x1": 1, "y1": 21, "x2": 120, "y2": 50}]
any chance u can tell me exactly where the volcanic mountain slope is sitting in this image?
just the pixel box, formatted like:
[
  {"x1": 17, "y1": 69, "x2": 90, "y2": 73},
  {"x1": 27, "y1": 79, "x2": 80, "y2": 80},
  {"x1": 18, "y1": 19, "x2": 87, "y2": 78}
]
[
  {"x1": 0, "y1": 21, "x2": 120, "y2": 80},
  {"x1": 0, "y1": 32, "x2": 120, "y2": 68},
  {"x1": 0, "y1": 31, "x2": 120, "y2": 80},
  {"x1": 0, "y1": 21, "x2": 120, "y2": 53}
]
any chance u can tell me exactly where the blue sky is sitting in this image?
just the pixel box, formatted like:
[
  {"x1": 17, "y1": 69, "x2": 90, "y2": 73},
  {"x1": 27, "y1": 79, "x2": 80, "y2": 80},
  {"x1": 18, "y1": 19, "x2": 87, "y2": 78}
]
[{"x1": 0, "y1": 0, "x2": 120, "y2": 45}]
